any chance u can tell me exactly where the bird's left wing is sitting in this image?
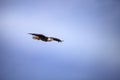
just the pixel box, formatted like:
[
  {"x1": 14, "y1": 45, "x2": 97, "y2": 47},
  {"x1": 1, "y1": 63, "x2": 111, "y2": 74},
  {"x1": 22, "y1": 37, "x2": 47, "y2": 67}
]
[{"x1": 28, "y1": 33, "x2": 44, "y2": 36}]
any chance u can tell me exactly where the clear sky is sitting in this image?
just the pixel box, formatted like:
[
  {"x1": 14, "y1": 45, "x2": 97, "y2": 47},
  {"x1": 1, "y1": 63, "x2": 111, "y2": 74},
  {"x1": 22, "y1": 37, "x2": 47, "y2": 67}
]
[{"x1": 0, "y1": 0, "x2": 120, "y2": 80}]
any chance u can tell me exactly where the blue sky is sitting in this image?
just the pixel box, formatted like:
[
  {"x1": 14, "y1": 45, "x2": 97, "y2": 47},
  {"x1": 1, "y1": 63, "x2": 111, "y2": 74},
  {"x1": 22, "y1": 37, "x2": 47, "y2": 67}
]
[{"x1": 0, "y1": 0, "x2": 120, "y2": 80}]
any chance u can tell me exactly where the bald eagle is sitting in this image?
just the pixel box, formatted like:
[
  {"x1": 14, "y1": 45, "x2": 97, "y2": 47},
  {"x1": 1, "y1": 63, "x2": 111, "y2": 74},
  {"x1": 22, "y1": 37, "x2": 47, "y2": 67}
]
[{"x1": 29, "y1": 33, "x2": 63, "y2": 42}]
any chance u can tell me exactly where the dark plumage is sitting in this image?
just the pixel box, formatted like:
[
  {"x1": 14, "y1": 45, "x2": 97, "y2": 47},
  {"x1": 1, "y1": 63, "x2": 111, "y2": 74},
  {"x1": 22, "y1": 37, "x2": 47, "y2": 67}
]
[{"x1": 28, "y1": 33, "x2": 63, "y2": 42}]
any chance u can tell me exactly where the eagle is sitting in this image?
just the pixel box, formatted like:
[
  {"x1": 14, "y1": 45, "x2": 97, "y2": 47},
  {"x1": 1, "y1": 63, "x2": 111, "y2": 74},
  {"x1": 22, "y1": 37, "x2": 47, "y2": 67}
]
[{"x1": 28, "y1": 33, "x2": 63, "y2": 42}]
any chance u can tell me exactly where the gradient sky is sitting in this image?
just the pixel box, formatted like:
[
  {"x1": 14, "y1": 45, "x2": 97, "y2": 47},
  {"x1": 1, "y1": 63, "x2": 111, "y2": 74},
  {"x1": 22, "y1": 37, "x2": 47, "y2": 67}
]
[{"x1": 0, "y1": 0, "x2": 120, "y2": 80}]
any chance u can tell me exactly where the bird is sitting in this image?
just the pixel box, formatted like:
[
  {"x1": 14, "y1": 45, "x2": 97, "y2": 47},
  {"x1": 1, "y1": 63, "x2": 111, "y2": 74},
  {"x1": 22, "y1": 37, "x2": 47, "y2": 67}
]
[{"x1": 28, "y1": 33, "x2": 63, "y2": 42}]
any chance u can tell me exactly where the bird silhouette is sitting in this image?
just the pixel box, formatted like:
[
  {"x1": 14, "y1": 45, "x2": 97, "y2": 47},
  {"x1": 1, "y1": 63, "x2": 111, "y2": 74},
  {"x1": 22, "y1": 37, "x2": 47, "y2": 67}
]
[{"x1": 28, "y1": 33, "x2": 63, "y2": 42}]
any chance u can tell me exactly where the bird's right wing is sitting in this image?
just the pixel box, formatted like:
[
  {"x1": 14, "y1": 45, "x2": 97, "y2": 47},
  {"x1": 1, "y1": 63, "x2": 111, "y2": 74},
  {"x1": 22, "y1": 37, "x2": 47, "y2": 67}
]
[{"x1": 50, "y1": 37, "x2": 63, "y2": 42}]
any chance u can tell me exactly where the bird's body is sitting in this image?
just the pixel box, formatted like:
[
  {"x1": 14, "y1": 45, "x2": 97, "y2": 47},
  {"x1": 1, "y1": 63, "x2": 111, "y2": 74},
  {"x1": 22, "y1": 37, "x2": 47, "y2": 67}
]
[{"x1": 29, "y1": 33, "x2": 63, "y2": 42}]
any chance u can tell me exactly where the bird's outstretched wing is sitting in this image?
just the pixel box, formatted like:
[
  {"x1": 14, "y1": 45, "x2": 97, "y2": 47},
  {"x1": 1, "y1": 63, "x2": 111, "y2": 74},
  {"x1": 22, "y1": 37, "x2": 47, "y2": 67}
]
[
  {"x1": 28, "y1": 33, "x2": 49, "y2": 41},
  {"x1": 28, "y1": 33, "x2": 46, "y2": 38},
  {"x1": 50, "y1": 37, "x2": 63, "y2": 42}
]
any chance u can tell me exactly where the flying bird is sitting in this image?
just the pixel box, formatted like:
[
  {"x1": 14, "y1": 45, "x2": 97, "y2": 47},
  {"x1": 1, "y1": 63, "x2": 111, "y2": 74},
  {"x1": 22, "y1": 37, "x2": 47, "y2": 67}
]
[{"x1": 28, "y1": 33, "x2": 63, "y2": 42}]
